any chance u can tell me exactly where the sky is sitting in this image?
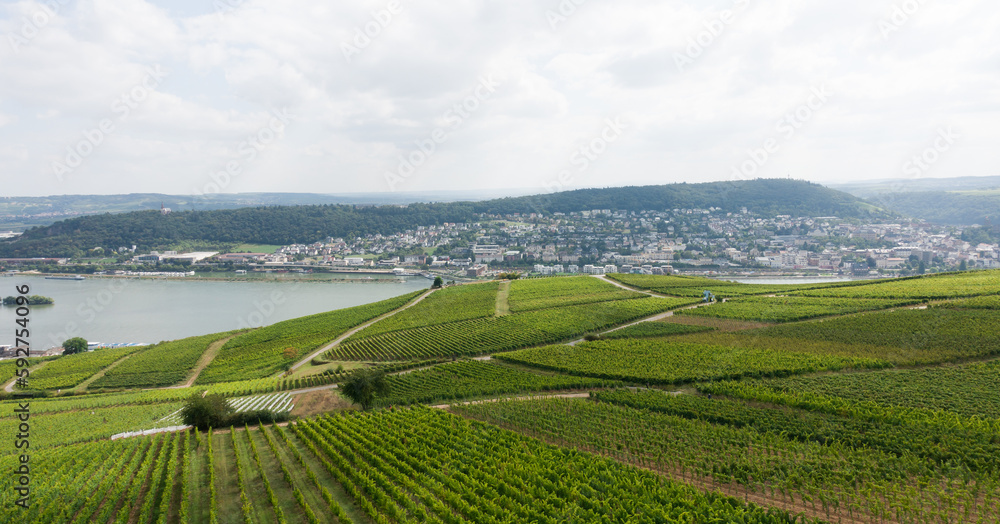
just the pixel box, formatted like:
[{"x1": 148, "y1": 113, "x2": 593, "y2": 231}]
[{"x1": 0, "y1": 0, "x2": 997, "y2": 197}]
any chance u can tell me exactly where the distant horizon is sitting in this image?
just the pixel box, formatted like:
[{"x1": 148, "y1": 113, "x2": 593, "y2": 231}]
[
  {"x1": 3, "y1": 2, "x2": 999, "y2": 196},
  {"x1": 4, "y1": 173, "x2": 1000, "y2": 200}
]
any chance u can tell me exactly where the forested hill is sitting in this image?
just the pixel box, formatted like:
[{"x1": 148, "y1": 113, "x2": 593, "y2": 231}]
[
  {"x1": 480, "y1": 179, "x2": 879, "y2": 217},
  {"x1": 0, "y1": 203, "x2": 477, "y2": 258},
  {"x1": 0, "y1": 179, "x2": 886, "y2": 257}
]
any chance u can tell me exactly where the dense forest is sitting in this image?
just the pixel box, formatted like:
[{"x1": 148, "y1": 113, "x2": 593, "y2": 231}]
[
  {"x1": 0, "y1": 179, "x2": 887, "y2": 257},
  {"x1": 481, "y1": 179, "x2": 881, "y2": 217}
]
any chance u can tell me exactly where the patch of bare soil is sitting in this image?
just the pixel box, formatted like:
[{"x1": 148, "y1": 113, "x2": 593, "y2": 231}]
[{"x1": 291, "y1": 389, "x2": 358, "y2": 417}]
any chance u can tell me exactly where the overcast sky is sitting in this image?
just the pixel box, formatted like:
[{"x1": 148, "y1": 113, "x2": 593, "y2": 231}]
[{"x1": 0, "y1": 0, "x2": 997, "y2": 197}]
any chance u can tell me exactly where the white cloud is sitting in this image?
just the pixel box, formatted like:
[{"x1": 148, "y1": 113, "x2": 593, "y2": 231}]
[{"x1": 0, "y1": 0, "x2": 998, "y2": 196}]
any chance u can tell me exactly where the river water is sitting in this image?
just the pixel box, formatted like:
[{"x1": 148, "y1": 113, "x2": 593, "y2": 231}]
[{"x1": 0, "y1": 275, "x2": 430, "y2": 350}]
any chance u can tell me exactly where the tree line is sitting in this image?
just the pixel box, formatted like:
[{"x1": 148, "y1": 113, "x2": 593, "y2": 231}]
[{"x1": 0, "y1": 179, "x2": 885, "y2": 258}]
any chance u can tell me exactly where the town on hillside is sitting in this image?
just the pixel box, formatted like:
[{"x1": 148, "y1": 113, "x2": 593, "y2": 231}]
[{"x1": 5, "y1": 207, "x2": 996, "y2": 280}]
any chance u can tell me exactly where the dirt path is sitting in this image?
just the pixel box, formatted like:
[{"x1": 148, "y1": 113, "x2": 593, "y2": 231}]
[
  {"x1": 3, "y1": 360, "x2": 49, "y2": 392},
  {"x1": 174, "y1": 335, "x2": 238, "y2": 388},
  {"x1": 432, "y1": 392, "x2": 592, "y2": 409},
  {"x1": 495, "y1": 280, "x2": 511, "y2": 316},
  {"x1": 289, "y1": 288, "x2": 436, "y2": 372},
  {"x1": 594, "y1": 274, "x2": 668, "y2": 297},
  {"x1": 73, "y1": 352, "x2": 136, "y2": 392},
  {"x1": 566, "y1": 301, "x2": 713, "y2": 345},
  {"x1": 287, "y1": 383, "x2": 339, "y2": 395}
]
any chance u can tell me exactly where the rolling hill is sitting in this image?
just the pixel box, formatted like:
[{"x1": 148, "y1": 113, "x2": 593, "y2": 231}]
[{"x1": 0, "y1": 179, "x2": 889, "y2": 257}]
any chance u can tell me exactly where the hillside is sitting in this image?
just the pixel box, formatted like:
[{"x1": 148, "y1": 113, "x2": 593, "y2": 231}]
[
  {"x1": 0, "y1": 189, "x2": 537, "y2": 231},
  {"x1": 828, "y1": 175, "x2": 1000, "y2": 226},
  {"x1": 0, "y1": 179, "x2": 886, "y2": 257},
  {"x1": 830, "y1": 175, "x2": 1000, "y2": 198},
  {"x1": 2, "y1": 271, "x2": 1000, "y2": 522},
  {"x1": 865, "y1": 190, "x2": 1000, "y2": 226},
  {"x1": 477, "y1": 178, "x2": 883, "y2": 217}
]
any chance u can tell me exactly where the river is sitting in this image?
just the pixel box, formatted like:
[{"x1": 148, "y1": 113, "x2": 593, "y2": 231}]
[{"x1": 0, "y1": 275, "x2": 430, "y2": 350}]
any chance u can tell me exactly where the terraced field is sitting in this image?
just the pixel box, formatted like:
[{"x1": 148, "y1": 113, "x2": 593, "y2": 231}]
[
  {"x1": 376, "y1": 360, "x2": 620, "y2": 406},
  {"x1": 507, "y1": 275, "x2": 645, "y2": 311},
  {"x1": 9, "y1": 271, "x2": 1000, "y2": 522},
  {"x1": 606, "y1": 273, "x2": 867, "y2": 297},
  {"x1": 329, "y1": 297, "x2": 695, "y2": 361},
  {"x1": 91, "y1": 332, "x2": 236, "y2": 388},
  {"x1": 348, "y1": 282, "x2": 498, "y2": 338},
  {"x1": 677, "y1": 295, "x2": 920, "y2": 322},
  {"x1": 495, "y1": 337, "x2": 887, "y2": 384},
  {"x1": 196, "y1": 290, "x2": 424, "y2": 383}
]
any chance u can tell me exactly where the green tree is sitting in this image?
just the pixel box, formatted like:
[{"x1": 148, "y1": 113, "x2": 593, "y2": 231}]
[
  {"x1": 918, "y1": 261, "x2": 926, "y2": 274},
  {"x1": 432, "y1": 276, "x2": 444, "y2": 288},
  {"x1": 960, "y1": 259, "x2": 968, "y2": 271},
  {"x1": 62, "y1": 337, "x2": 88, "y2": 355},
  {"x1": 340, "y1": 368, "x2": 389, "y2": 410},
  {"x1": 181, "y1": 393, "x2": 234, "y2": 431}
]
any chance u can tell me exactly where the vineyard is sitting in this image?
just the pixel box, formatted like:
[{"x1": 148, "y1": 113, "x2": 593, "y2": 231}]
[
  {"x1": 329, "y1": 297, "x2": 694, "y2": 361},
  {"x1": 456, "y1": 394, "x2": 1000, "y2": 523},
  {"x1": 290, "y1": 407, "x2": 804, "y2": 523},
  {"x1": 792, "y1": 269, "x2": 1000, "y2": 299},
  {"x1": 600, "y1": 321, "x2": 715, "y2": 339},
  {"x1": 0, "y1": 424, "x2": 356, "y2": 524},
  {"x1": 495, "y1": 337, "x2": 887, "y2": 385},
  {"x1": 605, "y1": 273, "x2": 867, "y2": 297},
  {"x1": 0, "y1": 401, "x2": 184, "y2": 448},
  {"x1": 677, "y1": 296, "x2": 920, "y2": 323},
  {"x1": 348, "y1": 282, "x2": 497, "y2": 339},
  {"x1": 196, "y1": 290, "x2": 424, "y2": 383},
  {"x1": 375, "y1": 360, "x2": 620, "y2": 406},
  {"x1": 592, "y1": 389, "x2": 1000, "y2": 474},
  {"x1": 506, "y1": 275, "x2": 645, "y2": 311},
  {"x1": 23, "y1": 344, "x2": 144, "y2": 390},
  {"x1": 939, "y1": 294, "x2": 1000, "y2": 309},
  {"x1": 750, "y1": 307, "x2": 1000, "y2": 364},
  {"x1": 7, "y1": 272, "x2": 1000, "y2": 521},
  {"x1": 0, "y1": 408, "x2": 816, "y2": 523},
  {"x1": 90, "y1": 331, "x2": 236, "y2": 389},
  {"x1": 737, "y1": 359, "x2": 1000, "y2": 419}
]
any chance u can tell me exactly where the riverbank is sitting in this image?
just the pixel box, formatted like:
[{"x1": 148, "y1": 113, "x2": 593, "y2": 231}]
[
  {"x1": 0, "y1": 275, "x2": 431, "y2": 349},
  {"x1": 11, "y1": 270, "x2": 430, "y2": 284}
]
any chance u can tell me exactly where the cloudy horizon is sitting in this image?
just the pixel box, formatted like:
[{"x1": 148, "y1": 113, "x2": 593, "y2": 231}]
[{"x1": 1, "y1": 0, "x2": 997, "y2": 197}]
